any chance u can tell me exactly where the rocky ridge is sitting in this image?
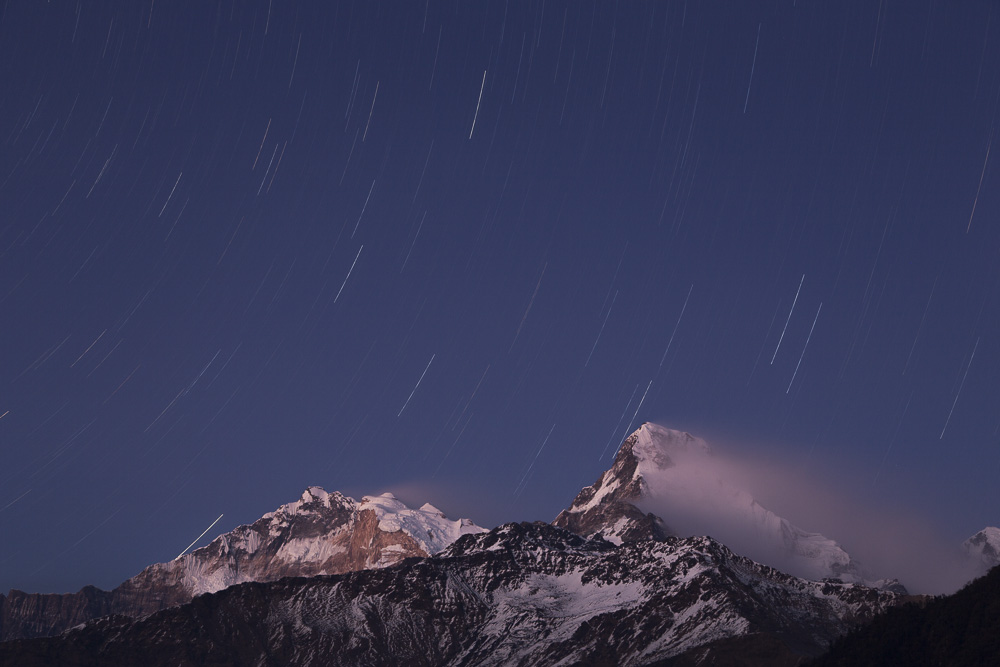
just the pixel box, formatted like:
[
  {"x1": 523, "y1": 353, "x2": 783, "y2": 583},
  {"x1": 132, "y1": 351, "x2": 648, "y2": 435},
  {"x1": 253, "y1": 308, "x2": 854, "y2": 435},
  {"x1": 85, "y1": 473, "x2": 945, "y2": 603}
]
[{"x1": 0, "y1": 522, "x2": 912, "y2": 666}]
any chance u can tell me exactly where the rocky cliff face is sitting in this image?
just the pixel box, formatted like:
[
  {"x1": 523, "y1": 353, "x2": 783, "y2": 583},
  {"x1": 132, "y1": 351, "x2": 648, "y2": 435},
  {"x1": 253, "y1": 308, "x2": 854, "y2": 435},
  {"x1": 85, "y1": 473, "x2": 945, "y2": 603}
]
[
  {"x1": 552, "y1": 424, "x2": 685, "y2": 543},
  {"x1": 0, "y1": 586, "x2": 114, "y2": 645},
  {"x1": 0, "y1": 521, "x2": 912, "y2": 667},
  {"x1": 0, "y1": 487, "x2": 483, "y2": 642}
]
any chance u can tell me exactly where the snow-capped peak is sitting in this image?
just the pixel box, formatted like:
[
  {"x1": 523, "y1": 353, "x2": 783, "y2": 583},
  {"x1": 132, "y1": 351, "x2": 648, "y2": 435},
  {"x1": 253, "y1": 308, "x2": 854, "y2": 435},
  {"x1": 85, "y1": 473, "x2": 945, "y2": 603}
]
[
  {"x1": 963, "y1": 526, "x2": 1000, "y2": 572},
  {"x1": 557, "y1": 423, "x2": 877, "y2": 586},
  {"x1": 419, "y1": 502, "x2": 444, "y2": 515},
  {"x1": 359, "y1": 493, "x2": 486, "y2": 555},
  {"x1": 631, "y1": 423, "x2": 712, "y2": 466},
  {"x1": 259, "y1": 486, "x2": 355, "y2": 524},
  {"x1": 303, "y1": 486, "x2": 329, "y2": 501},
  {"x1": 108, "y1": 486, "x2": 486, "y2": 609}
]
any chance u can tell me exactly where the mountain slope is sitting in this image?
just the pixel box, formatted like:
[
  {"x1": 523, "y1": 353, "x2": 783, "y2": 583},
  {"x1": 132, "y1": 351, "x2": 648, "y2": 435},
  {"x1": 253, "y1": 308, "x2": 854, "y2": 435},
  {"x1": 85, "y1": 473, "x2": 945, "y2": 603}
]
[
  {"x1": 0, "y1": 522, "x2": 910, "y2": 667},
  {"x1": 555, "y1": 423, "x2": 880, "y2": 587},
  {"x1": 0, "y1": 487, "x2": 483, "y2": 641}
]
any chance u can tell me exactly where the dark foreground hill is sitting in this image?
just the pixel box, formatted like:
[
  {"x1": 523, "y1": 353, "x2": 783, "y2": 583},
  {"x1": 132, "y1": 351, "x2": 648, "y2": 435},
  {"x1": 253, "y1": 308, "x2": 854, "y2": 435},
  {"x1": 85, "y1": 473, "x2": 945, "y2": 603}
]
[{"x1": 809, "y1": 565, "x2": 1000, "y2": 667}]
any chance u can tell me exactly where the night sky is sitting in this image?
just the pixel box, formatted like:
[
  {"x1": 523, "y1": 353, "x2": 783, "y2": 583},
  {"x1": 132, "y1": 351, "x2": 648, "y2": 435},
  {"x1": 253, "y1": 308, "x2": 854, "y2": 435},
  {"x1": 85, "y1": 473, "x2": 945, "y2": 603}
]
[{"x1": 2, "y1": 0, "x2": 999, "y2": 594}]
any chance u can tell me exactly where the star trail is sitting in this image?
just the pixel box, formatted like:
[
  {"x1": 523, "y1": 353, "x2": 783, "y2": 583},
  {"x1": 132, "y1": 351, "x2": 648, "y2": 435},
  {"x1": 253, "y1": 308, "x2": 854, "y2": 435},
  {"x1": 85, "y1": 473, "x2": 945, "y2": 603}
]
[{"x1": 1, "y1": 1, "x2": 998, "y2": 594}]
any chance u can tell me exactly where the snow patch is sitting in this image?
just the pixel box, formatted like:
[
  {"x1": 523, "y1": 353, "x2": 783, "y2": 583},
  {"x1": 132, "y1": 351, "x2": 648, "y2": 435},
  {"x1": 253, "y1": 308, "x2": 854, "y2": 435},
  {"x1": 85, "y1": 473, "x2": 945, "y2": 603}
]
[{"x1": 572, "y1": 472, "x2": 621, "y2": 513}]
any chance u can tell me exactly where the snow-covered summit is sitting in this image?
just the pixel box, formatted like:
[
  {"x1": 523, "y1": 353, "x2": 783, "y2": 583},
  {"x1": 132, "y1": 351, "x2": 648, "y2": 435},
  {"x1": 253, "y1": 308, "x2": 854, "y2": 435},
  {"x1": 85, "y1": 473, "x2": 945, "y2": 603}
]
[
  {"x1": 963, "y1": 526, "x2": 1000, "y2": 572},
  {"x1": 358, "y1": 492, "x2": 485, "y2": 555},
  {"x1": 631, "y1": 422, "x2": 711, "y2": 464},
  {"x1": 260, "y1": 486, "x2": 351, "y2": 520},
  {"x1": 556, "y1": 423, "x2": 883, "y2": 587},
  {"x1": 87, "y1": 486, "x2": 484, "y2": 624},
  {"x1": 244, "y1": 487, "x2": 485, "y2": 564}
]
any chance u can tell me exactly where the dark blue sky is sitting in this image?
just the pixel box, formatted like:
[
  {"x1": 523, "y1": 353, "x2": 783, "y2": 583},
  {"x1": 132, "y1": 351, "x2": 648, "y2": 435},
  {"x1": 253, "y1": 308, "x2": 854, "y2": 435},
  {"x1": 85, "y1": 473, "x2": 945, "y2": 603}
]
[{"x1": 1, "y1": 0, "x2": 998, "y2": 594}]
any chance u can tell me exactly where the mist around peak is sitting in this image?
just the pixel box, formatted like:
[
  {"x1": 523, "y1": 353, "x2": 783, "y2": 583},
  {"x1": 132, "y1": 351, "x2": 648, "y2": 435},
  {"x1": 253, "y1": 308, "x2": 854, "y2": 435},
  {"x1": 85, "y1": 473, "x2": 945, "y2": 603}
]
[{"x1": 632, "y1": 426, "x2": 986, "y2": 594}]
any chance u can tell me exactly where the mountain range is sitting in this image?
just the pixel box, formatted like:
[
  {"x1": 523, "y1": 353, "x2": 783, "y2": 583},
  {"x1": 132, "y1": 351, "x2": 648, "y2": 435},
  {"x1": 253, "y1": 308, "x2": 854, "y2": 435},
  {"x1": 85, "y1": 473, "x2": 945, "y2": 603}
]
[
  {"x1": 1, "y1": 423, "x2": 996, "y2": 665},
  {"x1": 0, "y1": 522, "x2": 911, "y2": 666}
]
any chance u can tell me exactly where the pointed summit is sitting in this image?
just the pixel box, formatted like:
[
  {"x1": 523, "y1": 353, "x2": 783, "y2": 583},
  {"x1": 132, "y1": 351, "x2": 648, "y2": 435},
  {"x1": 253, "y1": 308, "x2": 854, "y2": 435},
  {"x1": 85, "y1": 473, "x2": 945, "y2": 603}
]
[
  {"x1": 552, "y1": 423, "x2": 679, "y2": 544},
  {"x1": 631, "y1": 422, "x2": 712, "y2": 462},
  {"x1": 555, "y1": 423, "x2": 888, "y2": 587}
]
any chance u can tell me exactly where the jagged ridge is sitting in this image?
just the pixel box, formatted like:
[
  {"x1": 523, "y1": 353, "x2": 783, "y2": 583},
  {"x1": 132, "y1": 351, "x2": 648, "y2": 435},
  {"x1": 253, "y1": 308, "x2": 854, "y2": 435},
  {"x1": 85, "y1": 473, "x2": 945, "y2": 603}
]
[{"x1": 0, "y1": 522, "x2": 912, "y2": 666}]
